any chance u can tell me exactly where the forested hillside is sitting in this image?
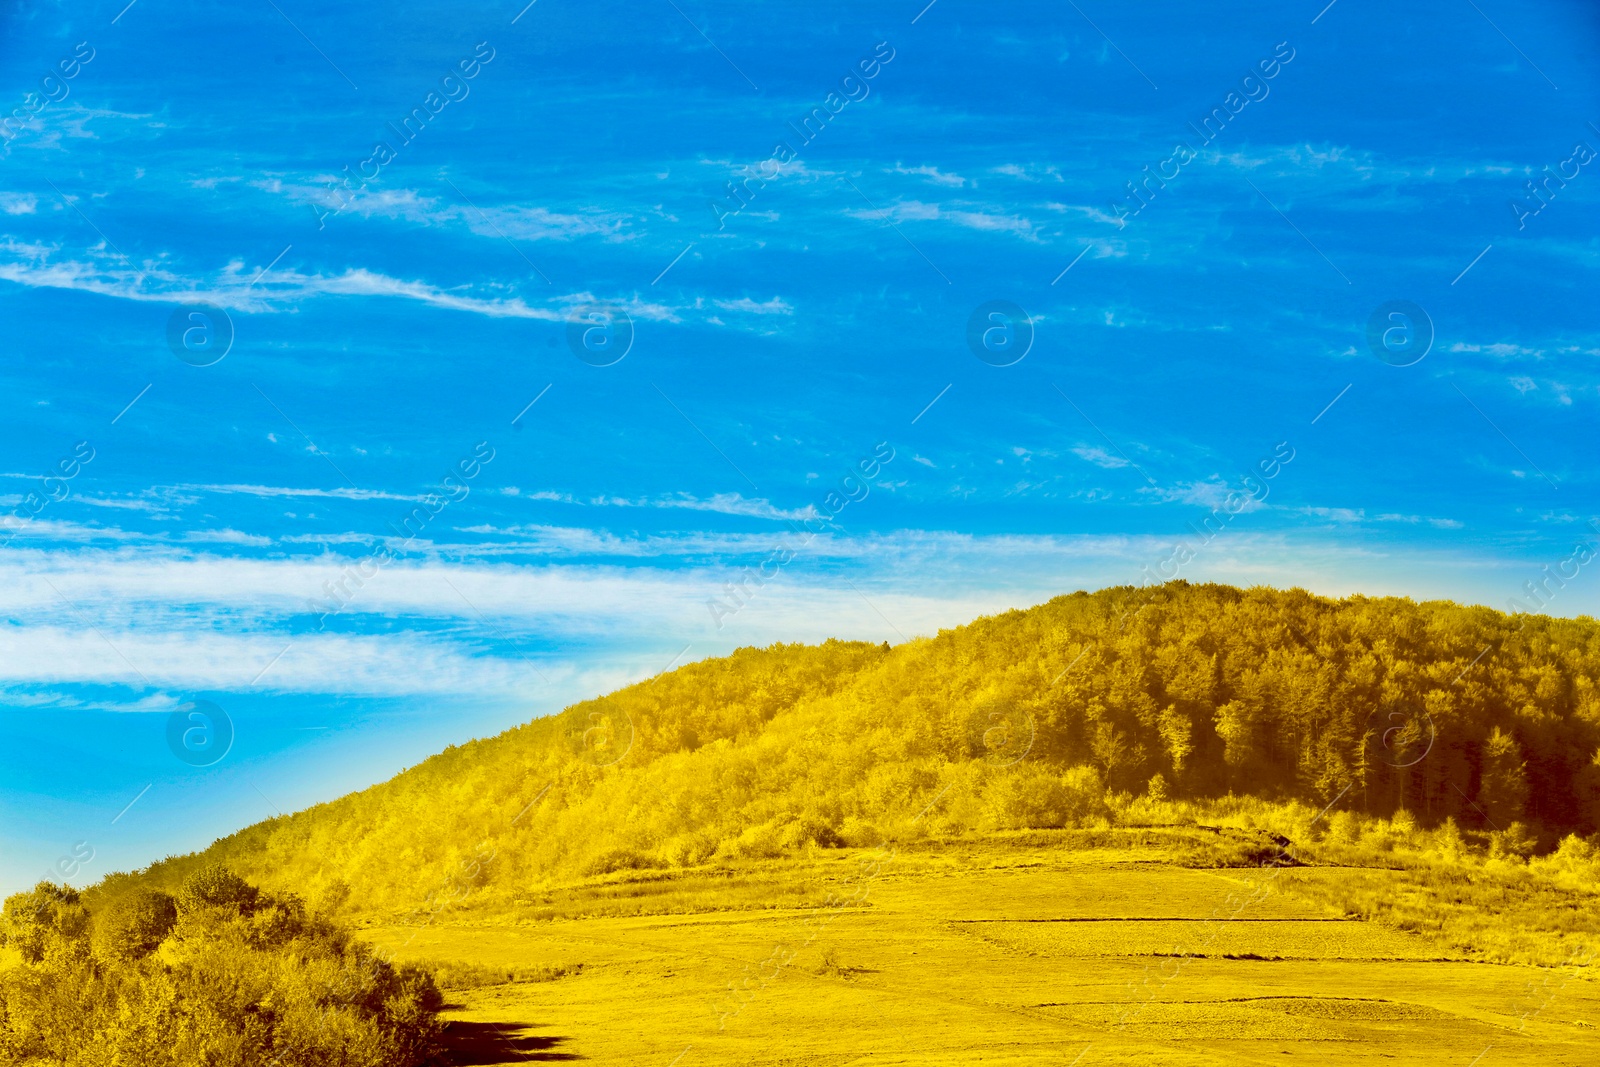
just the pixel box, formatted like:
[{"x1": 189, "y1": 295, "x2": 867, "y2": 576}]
[{"x1": 95, "y1": 582, "x2": 1600, "y2": 916}]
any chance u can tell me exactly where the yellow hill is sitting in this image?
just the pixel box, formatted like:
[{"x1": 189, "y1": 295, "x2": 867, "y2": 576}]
[{"x1": 94, "y1": 581, "x2": 1600, "y2": 920}]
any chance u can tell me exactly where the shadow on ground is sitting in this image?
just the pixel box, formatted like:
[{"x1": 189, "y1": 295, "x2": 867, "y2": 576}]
[{"x1": 435, "y1": 1020, "x2": 581, "y2": 1064}]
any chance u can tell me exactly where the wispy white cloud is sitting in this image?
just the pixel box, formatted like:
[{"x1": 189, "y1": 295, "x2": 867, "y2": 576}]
[
  {"x1": 1296, "y1": 505, "x2": 1364, "y2": 523},
  {"x1": 176, "y1": 483, "x2": 425, "y2": 503},
  {"x1": 891, "y1": 164, "x2": 966, "y2": 187},
  {"x1": 450, "y1": 525, "x2": 785, "y2": 558},
  {"x1": 493, "y1": 489, "x2": 815, "y2": 522},
  {"x1": 0, "y1": 689, "x2": 185, "y2": 714},
  {"x1": 1142, "y1": 479, "x2": 1266, "y2": 512},
  {"x1": 1375, "y1": 513, "x2": 1465, "y2": 530},
  {"x1": 1072, "y1": 445, "x2": 1129, "y2": 470},
  {"x1": 843, "y1": 199, "x2": 1043, "y2": 240},
  {"x1": 0, "y1": 624, "x2": 547, "y2": 697},
  {"x1": 253, "y1": 179, "x2": 635, "y2": 242},
  {"x1": 1295, "y1": 506, "x2": 1465, "y2": 530},
  {"x1": 587, "y1": 491, "x2": 817, "y2": 521},
  {"x1": 183, "y1": 529, "x2": 273, "y2": 546},
  {"x1": 1448, "y1": 341, "x2": 1544, "y2": 359},
  {"x1": 0, "y1": 518, "x2": 151, "y2": 543},
  {"x1": 0, "y1": 242, "x2": 693, "y2": 323},
  {"x1": 68, "y1": 494, "x2": 182, "y2": 516},
  {"x1": 712, "y1": 296, "x2": 793, "y2": 315},
  {"x1": 989, "y1": 163, "x2": 1062, "y2": 183}
]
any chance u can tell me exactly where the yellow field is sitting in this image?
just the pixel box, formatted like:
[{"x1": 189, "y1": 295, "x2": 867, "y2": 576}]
[{"x1": 361, "y1": 839, "x2": 1600, "y2": 1065}]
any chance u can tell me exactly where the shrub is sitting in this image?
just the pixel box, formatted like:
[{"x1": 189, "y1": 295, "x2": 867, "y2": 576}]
[
  {"x1": 837, "y1": 815, "x2": 883, "y2": 848},
  {"x1": 1531, "y1": 833, "x2": 1600, "y2": 888},
  {"x1": 91, "y1": 888, "x2": 177, "y2": 963},
  {"x1": 0, "y1": 883, "x2": 90, "y2": 965},
  {"x1": 1390, "y1": 809, "x2": 1419, "y2": 839},
  {"x1": 176, "y1": 864, "x2": 260, "y2": 916},
  {"x1": 0, "y1": 868, "x2": 442, "y2": 1067},
  {"x1": 1425, "y1": 817, "x2": 1468, "y2": 863},
  {"x1": 780, "y1": 817, "x2": 845, "y2": 851},
  {"x1": 1489, "y1": 821, "x2": 1539, "y2": 861},
  {"x1": 717, "y1": 819, "x2": 786, "y2": 860},
  {"x1": 582, "y1": 848, "x2": 665, "y2": 876},
  {"x1": 1325, "y1": 810, "x2": 1361, "y2": 846},
  {"x1": 983, "y1": 764, "x2": 1105, "y2": 830}
]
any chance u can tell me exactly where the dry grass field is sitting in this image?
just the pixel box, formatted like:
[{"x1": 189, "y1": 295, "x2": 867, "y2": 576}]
[{"x1": 363, "y1": 833, "x2": 1600, "y2": 1066}]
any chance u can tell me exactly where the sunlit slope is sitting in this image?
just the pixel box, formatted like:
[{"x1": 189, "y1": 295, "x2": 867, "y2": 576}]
[{"x1": 97, "y1": 582, "x2": 1600, "y2": 914}]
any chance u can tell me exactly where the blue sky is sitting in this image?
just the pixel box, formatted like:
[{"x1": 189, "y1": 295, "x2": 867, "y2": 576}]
[{"x1": 1, "y1": 0, "x2": 1597, "y2": 893}]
